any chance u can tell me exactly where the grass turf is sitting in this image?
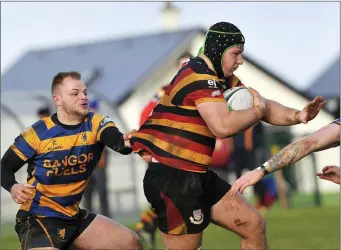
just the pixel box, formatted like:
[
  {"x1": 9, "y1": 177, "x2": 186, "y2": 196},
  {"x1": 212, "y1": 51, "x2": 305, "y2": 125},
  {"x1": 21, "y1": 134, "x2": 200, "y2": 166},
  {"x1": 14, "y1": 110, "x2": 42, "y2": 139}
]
[{"x1": 1, "y1": 193, "x2": 339, "y2": 249}]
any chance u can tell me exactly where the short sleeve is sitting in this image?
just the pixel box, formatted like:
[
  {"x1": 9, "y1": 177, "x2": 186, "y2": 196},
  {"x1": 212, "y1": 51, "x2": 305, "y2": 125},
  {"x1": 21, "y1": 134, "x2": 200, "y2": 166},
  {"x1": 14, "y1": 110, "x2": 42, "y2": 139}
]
[
  {"x1": 10, "y1": 127, "x2": 40, "y2": 161},
  {"x1": 171, "y1": 77, "x2": 226, "y2": 107},
  {"x1": 92, "y1": 114, "x2": 117, "y2": 141}
]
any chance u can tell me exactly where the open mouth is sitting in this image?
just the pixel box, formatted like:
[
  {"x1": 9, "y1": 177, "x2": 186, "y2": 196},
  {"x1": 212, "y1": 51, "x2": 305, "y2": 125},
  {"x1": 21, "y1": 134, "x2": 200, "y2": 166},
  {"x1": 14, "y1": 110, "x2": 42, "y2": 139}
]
[{"x1": 81, "y1": 103, "x2": 88, "y2": 108}]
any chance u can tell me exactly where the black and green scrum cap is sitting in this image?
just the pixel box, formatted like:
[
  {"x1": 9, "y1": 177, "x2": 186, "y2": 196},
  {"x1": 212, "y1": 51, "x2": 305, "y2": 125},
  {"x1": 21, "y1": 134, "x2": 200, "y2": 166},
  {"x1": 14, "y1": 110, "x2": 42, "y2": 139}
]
[{"x1": 198, "y1": 22, "x2": 245, "y2": 78}]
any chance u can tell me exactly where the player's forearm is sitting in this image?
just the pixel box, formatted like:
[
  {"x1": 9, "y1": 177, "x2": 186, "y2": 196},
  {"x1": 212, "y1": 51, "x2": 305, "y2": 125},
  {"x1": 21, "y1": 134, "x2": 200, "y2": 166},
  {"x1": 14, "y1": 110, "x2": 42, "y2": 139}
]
[
  {"x1": 220, "y1": 106, "x2": 263, "y2": 138},
  {"x1": 1, "y1": 148, "x2": 24, "y2": 192},
  {"x1": 1, "y1": 169, "x2": 17, "y2": 192},
  {"x1": 264, "y1": 140, "x2": 313, "y2": 174},
  {"x1": 101, "y1": 127, "x2": 132, "y2": 155},
  {"x1": 263, "y1": 99, "x2": 300, "y2": 126}
]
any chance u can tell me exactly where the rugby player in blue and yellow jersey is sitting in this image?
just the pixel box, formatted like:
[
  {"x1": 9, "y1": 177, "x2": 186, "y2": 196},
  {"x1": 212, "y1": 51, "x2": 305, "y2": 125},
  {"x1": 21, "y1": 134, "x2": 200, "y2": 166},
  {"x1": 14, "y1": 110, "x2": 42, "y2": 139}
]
[{"x1": 1, "y1": 72, "x2": 142, "y2": 250}]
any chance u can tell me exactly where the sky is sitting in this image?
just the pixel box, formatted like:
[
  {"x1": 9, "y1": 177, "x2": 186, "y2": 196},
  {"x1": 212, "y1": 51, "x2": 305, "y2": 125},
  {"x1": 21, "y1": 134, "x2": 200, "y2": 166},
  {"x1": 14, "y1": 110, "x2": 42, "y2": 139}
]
[{"x1": 1, "y1": 1, "x2": 340, "y2": 90}]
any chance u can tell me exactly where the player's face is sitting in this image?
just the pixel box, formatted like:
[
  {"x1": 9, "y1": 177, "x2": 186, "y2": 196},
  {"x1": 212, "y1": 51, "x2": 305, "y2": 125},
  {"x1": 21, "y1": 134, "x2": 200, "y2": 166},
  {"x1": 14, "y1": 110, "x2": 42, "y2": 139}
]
[
  {"x1": 221, "y1": 46, "x2": 244, "y2": 77},
  {"x1": 55, "y1": 77, "x2": 89, "y2": 118}
]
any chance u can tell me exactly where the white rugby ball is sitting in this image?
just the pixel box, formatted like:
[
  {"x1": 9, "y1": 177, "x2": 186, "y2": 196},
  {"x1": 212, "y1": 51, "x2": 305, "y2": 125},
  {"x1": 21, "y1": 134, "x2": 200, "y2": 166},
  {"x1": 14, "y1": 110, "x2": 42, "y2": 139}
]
[{"x1": 223, "y1": 86, "x2": 254, "y2": 111}]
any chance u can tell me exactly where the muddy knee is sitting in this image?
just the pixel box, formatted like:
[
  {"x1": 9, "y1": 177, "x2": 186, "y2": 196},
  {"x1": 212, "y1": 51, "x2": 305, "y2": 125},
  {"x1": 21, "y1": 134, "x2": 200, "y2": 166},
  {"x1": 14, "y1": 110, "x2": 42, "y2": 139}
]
[{"x1": 246, "y1": 211, "x2": 266, "y2": 236}]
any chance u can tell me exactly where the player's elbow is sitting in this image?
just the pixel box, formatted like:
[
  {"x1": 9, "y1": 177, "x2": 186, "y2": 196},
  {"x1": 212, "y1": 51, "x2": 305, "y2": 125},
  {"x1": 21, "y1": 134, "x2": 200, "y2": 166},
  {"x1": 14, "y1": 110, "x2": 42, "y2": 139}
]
[
  {"x1": 298, "y1": 137, "x2": 318, "y2": 154},
  {"x1": 203, "y1": 110, "x2": 242, "y2": 138},
  {"x1": 209, "y1": 125, "x2": 236, "y2": 139},
  {"x1": 212, "y1": 130, "x2": 226, "y2": 139}
]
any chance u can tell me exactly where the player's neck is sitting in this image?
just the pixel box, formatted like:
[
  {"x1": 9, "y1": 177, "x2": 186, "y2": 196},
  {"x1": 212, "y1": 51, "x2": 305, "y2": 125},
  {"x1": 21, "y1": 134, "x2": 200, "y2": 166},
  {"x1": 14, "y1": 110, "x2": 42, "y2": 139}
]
[
  {"x1": 199, "y1": 54, "x2": 217, "y2": 74},
  {"x1": 56, "y1": 111, "x2": 85, "y2": 126}
]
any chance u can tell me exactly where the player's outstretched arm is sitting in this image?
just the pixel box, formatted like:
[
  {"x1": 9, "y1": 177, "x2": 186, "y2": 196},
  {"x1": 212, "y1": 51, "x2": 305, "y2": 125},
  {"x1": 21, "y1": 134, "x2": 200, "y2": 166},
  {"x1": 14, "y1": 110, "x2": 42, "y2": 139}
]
[
  {"x1": 263, "y1": 96, "x2": 326, "y2": 126},
  {"x1": 100, "y1": 127, "x2": 134, "y2": 155},
  {"x1": 265, "y1": 122, "x2": 339, "y2": 172},
  {"x1": 230, "y1": 121, "x2": 340, "y2": 195}
]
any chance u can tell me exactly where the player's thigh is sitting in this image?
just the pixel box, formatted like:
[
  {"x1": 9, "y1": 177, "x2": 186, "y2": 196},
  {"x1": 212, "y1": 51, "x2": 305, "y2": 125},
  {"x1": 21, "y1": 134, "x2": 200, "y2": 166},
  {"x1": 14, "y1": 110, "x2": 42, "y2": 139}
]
[
  {"x1": 71, "y1": 214, "x2": 141, "y2": 250},
  {"x1": 143, "y1": 163, "x2": 211, "y2": 249},
  {"x1": 144, "y1": 164, "x2": 211, "y2": 231},
  {"x1": 160, "y1": 231, "x2": 203, "y2": 250},
  {"x1": 211, "y1": 191, "x2": 265, "y2": 238}
]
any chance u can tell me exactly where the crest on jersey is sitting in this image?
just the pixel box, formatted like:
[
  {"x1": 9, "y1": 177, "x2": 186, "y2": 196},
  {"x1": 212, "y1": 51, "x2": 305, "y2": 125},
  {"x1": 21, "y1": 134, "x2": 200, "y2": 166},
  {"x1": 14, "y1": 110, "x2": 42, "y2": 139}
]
[
  {"x1": 81, "y1": 133, "x2": 87, "y2": 142},
  {"x1": 211, "y1": 90, "x2": 221, "y2": 97},
  {"x1": 57, "y1": 228, "x2": 66, "y2": 240}
]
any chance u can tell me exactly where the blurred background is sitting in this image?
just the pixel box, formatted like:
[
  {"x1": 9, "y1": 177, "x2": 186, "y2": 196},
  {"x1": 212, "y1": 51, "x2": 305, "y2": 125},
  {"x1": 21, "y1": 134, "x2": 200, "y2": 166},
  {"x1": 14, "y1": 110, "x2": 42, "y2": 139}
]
[{"x1": 1, "y1": 1, "x2": 340, "y2": 249}]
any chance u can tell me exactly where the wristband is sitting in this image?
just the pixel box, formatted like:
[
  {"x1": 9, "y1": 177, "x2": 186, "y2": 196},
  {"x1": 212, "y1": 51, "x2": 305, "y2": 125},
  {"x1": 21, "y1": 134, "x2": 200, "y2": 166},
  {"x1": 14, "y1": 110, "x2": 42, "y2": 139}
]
[{"x1": 257, "y1": 163, "x2": 269, "y2": 175}]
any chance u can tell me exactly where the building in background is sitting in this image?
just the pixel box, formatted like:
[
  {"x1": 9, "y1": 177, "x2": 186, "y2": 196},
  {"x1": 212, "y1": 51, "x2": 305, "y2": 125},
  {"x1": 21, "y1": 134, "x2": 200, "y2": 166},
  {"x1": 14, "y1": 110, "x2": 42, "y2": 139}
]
[{"x1": 306, "y1": 57, "x2": 340, "y2": 118}]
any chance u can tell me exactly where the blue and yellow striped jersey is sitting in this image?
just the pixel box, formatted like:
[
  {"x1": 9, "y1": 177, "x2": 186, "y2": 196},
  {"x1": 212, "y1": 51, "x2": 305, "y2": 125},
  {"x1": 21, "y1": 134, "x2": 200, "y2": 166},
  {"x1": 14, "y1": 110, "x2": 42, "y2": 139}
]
[{"x1": 11, "y1": 112, "x2": 116, "y2": 219}]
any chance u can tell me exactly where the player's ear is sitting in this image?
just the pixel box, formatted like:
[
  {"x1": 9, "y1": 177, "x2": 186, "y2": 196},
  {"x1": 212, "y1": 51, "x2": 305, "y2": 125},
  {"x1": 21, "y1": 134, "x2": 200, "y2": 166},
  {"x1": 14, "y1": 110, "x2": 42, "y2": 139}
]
[{"x1": 52, "y1": 95, "x2": 62, "y2": 107}]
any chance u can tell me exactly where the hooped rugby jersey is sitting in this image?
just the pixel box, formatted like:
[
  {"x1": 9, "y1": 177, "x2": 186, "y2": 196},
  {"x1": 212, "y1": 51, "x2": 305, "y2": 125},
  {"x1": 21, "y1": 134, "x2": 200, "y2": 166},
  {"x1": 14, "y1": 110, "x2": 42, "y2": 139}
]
[
  {"x1": 11, "y1": 112, "x2": 116, "y2": 219},
  {"x1": 131, "y1": 57, "x2": 244, "y2": 172}
]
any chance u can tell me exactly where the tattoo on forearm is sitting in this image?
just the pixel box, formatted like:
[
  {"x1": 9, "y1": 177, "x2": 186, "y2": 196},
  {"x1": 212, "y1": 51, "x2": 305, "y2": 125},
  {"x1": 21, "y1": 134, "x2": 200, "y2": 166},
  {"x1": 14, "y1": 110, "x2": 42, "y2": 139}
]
[{"x1": 267, "y1": 142, "x2": 301, "y2": 173}]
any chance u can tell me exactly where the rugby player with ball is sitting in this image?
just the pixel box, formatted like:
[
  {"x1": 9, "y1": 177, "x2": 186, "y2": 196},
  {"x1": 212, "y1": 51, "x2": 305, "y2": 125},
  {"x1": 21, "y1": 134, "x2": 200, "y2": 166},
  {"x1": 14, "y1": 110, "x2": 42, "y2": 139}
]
[{"x1": 130, "y1": 21, "x2": 326, "y2": 250}]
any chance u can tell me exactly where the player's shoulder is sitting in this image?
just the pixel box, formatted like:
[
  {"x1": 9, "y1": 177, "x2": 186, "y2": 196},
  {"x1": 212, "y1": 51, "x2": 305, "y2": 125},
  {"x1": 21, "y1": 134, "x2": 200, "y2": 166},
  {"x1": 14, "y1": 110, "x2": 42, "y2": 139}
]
[
  {"x1": 175, "y1": 57, "x2": 218, "y2": 83},
  {"x1": 89, "y1": 112, "x2": 104, "y2": 124},
  {"x1": 89, "y1": 111, "x2": 101, "y2": 120},
  {"x1": 25, "y1": 118, "x2": 50, "y2": 137},
  {"x1": 187, "y1": 57, "x2": 219, "y2": 78},
  {"x1": 90, "y1": 112, "x2": 115, "y2": 127}
]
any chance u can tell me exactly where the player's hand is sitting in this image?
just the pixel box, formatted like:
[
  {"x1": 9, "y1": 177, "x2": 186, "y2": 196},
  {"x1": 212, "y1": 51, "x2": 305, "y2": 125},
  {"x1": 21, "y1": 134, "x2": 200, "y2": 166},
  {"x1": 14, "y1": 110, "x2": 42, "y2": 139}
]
[
  {"x1": 248, "y1": 87, "x2": 266, "y2": 117},
  {"x1": 295, "y1": 96, "x2": 327, "y2": 124},
  {"x1": 123, "y1": 129, "x2": 137, "y2": 148},
  {"x1": 230, "y1": 169, "x2": 265, "y2": 195},
  {"x1": 316, "y1": 165, "x2": 340, "y2": 184},
  {"x1": 10, "y1": 183, "x2": 35, "y2": 204}
]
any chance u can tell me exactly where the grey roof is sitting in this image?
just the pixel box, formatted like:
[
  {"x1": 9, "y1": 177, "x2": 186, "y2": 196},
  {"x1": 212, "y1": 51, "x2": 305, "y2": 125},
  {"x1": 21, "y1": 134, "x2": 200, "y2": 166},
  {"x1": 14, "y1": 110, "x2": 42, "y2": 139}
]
[
  {"x1": 1, "y1": 28, "x2": 197, "y2": 105},
  {"x1": 2, "y1": 26, "x2": 335, "y2": 111},
  {"x1": 307, "y1": 57, "x2": 340, "y2": 98}
]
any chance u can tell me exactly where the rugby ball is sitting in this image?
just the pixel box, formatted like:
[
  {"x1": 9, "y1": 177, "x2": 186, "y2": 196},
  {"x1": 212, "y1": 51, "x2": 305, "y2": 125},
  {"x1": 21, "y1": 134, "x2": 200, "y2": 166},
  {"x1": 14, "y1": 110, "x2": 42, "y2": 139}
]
[{"x1": 223, "y1": 86, "x2": 253, "y2": 111}]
